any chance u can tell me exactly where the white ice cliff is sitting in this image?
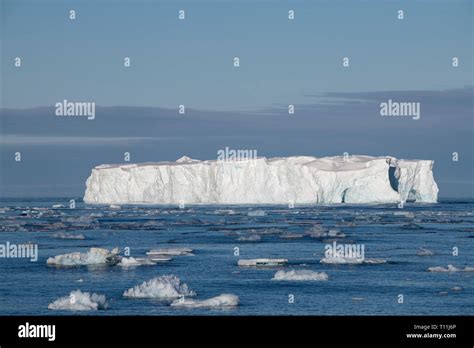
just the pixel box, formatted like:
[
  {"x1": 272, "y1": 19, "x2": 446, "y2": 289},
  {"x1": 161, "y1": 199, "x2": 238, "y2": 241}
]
[{"x1": 84, "y1": 155, "x2": 438, "y2": 205}]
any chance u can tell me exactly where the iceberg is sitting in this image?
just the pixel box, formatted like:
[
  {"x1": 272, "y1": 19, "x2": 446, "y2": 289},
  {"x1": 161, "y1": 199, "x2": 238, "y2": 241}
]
[
  {"x1": 48, "y1": 290, "x2": 107, "y2": 311},
  {"x1": 170, "y1": 294, "x2": 239, "y2": 308},
  {"x1": 273, "y1": 270, "x2": 328, "y2": 281},
  {"x1": 123, "y1": 275, "x2": 196, "y2": 299},
  {"x1": 83, "y1": 155, "x2": 438, "y2": 205}
]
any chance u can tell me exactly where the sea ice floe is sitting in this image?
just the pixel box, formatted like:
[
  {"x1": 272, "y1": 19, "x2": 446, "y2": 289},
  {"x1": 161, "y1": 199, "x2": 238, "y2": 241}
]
[
  {"x1": 237, "y1": 235, "x2": 262, "y2": 242},
  {"x1": 247, "y1": 210, "x2": 266, "y2": 217},
  {"x1": 147, "y1": 256, "x2": 173, "y2": 262},
  {"x1": 52, "y1": 204, "x2": 65, "y2": 209},
  {"x1": 118, "y1": 257, "x2": 156, "y2": 266},
  {"x1": 272, "y1": 270, "x2": 328, "y2": 281},
  {"x1": 320, "y1": 257, "x2": 387, "y2": 265},
  {"x1": 307, "y1": 226, "x2": 345, "y2": 238},
  {"x1": 146, "y1": 247, "x2": 193, "y2": 256},
  {"x1": 280, "y1": 233, "x2": 305, "y2": 239},
  {"x1": 428, "y1": 265, "x2": 474, "y2": 272},
  {"x1": 48, "y1": 290, "x2": 107, "y2": 311},
  {"x1": 46, "y1": 247, "x2": 121, "y2": 266},
  {"x1": 170, "y1": 294, "x2": 239, "y2": 308},
  {"x1": 123, "y1": 275, "x2": 196, "y2": 299},
  {"x1": 417, "y1": 247, "x2": 434, "y2": 256},
  {"x1": 52, "y1": 232, "x2": 86, "y2": 240},
  {"x1": 238, "y1": 258, "x2": 288, "y2": 267}
]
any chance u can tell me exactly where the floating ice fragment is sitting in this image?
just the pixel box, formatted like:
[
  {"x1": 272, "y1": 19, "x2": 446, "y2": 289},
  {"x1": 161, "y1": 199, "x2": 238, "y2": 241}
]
[
  {"x1": 48, "y1": 290, "x2": 107, "y2": 311},
  {"x1": 47, "y1": 247, "x2": 121, "y2": 266},
  {"x1": 247, "y1": 210, "x2": 266, "y2": 217},
  {"x1": 273, "y1": 270, "x2": 328, "y2": 281},
  {"x1": 52, "y1": 232, "x2": 86, "y2": 240},
  {"x1": 146, "y1": 247, "x2": 193, "y2": 256},
  {"x1": 118, "y1": 257, "x2": 156, "y2": 266},
  {"x1": 237, "y1": 235, "x2": 262, "y2": 242},
  {"x1": 417, "y1": 247, "x2": 434, "y2": 256},
  {"x1": 238, "y1": 258, "x2": 288, "y2": 267},
  {"x1": 428, "y1": 265, "x2": 474, "y2": 272},
  {"x1": 170, "y1": 294, "x2": 239, "y2": 308},
  {"x1": 320, "y1": 257, "x2": 386, "y2": 265},
  {"x1": 123, "y1": 275, "x2": 196, "y2": 299}
]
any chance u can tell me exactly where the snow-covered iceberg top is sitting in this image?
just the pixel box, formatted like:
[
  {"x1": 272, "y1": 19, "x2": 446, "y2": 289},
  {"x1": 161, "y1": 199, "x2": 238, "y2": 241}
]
[{"x1": 84, "y1": 155, "x2": 438, "y2": 204}]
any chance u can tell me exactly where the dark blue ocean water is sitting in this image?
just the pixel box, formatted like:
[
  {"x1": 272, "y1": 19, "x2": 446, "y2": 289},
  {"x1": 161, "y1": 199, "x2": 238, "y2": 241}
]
[{"x1": 0, "y1": 198, "x2": 472, "y2": 315}]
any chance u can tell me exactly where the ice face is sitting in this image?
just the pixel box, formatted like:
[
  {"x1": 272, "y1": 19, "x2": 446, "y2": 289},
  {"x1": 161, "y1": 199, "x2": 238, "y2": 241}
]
[{"x1": 84, "y1": 155, "x2": 438, "y2": 205}]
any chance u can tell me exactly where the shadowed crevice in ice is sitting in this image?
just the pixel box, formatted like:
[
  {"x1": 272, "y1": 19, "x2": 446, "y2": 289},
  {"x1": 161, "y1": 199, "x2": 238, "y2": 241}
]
[{"x1": 388, "y1": 166, "x2": 399, "y2": 193}]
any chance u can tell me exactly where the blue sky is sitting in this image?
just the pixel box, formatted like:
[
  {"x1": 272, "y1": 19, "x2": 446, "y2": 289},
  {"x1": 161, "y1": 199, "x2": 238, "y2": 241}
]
[{"x1": 0, "y1": 0, "x2": 473, "y2": 198}]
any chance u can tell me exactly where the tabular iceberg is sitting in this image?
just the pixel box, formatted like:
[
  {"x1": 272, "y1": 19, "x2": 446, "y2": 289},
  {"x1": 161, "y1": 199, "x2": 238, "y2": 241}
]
[{"x1": 84, "y1": 155, "x2": 438, "y2": 205}]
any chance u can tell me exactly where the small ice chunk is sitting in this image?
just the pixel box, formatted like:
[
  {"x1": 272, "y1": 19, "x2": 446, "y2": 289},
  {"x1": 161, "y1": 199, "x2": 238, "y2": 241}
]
[
  {"x1": 146, "y1": 247, "x2": 193, "y2": 256},
  {"x1": 47, "y1": 247, "x2": 121, "y2": 266},
  {"x1": 237, "y1": 235, "x2": 262, "y2": 242},
  {"x1": 118, "y1": 257, "x2": 156, "y2": 266},
  {"x1": 52, "y1": 232, "x2": 86, "y2": 240},
  {"x1": 247, "y1": 210, "x2": 266, "y2": 217},
  {"x1": 147, "y1": 256, "x2": 173, "y2": 262},
  {"x1": 48, "y1": 290, "x2": 107, "y2": 311},
  {"x1": 273, "y1": 270, "x2": 328, "y2": 281},
  {"x1": 123, "y1": 275, "x2": 196, "y2": 299},
  {"x1": 417, "y1": 247, "x2": 434, "y2": 256},
  {"x1": 238, "y1": 258, "x2": 288, "y2": 267},
  {"x1": 171, "y1": 294, "x2": 239, "y2": 308},
  {"x1": 109, "y1": 205, "x2": 121, "y2": 210},
  {"x1": 428, "y1": 264, "x2": 474, "y2": 272},
  {"x1": 52, "y1": 204, "x2": 65, "y2": 208},
  {"x1": 320, "y1": 257, "x2": 364, "y2": 264},
  {"x1": 450, "y1": 286, "x2": 463, "y2": 291},
  {"x1": 307, "y1": 226, "x2": 345, "y2": 238},
  {"x1": 320, "y1": 257, "x2": 386, "y2": 265},
  {"x1": 280, "y1": 233, "x2": 305, "y2": 239}
]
